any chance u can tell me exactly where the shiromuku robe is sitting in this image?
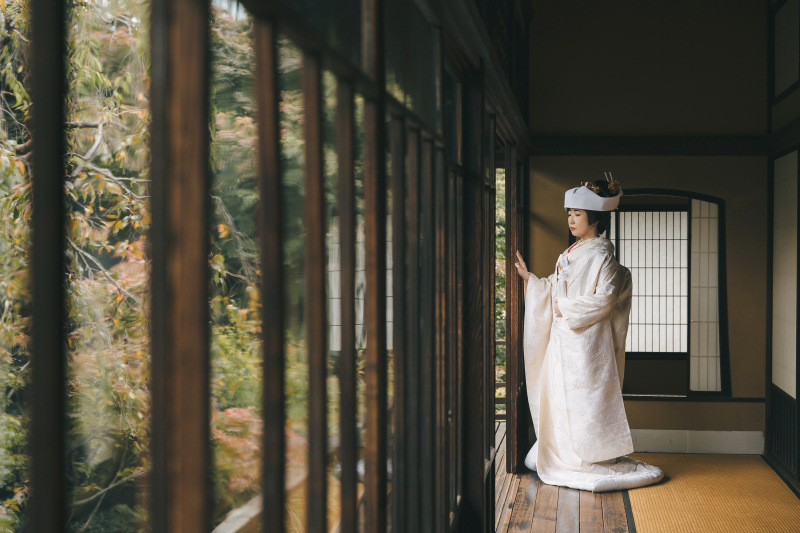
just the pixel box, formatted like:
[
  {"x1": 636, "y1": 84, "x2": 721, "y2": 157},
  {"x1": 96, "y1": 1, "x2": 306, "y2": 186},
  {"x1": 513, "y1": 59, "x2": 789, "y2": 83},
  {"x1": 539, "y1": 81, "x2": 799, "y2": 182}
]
[{"x1": 523, "y1": 237, "x2": 664, "y2": 492}]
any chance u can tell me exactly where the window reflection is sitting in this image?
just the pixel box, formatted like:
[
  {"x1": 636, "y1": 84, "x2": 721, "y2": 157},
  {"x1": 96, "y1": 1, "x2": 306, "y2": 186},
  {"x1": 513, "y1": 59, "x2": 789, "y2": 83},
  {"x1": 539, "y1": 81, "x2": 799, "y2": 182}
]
[
  {"x1": 279, "y1": 37, "x2": 309, "y2": 533},
  {"x1": 63, "y1": 1, "x2": 152, "y2": 531},
  {"x1": 354, "y1": 96, "x2": 367, "y2": 529},
  {"x1": 208, "y1": 4, "x2": 263, "y2": 530}
]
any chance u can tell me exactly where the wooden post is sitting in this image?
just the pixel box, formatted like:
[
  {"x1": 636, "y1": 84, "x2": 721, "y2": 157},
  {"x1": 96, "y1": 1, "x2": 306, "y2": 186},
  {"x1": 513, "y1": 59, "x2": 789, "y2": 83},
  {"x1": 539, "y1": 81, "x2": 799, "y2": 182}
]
[
  {"x1": 363, "y1": 0, "x2": 388, "y2": 528},
  {"x1": 420, "y1": 138, "x2": 435, "y2": 533},
  {"x1": 405, "y1": 127, "x2": 422, "y2": 532},
  {"x1": 303, "y1": 50, "x2": 328, "y2": 533},
  {"x1": 460, "y1": 63, "x2": 486, "y2": 533},
  {"x1": 149, "y1": 0, "x2": 211, "y2": 531},
  {"x1": 434, "y1": 148, "x2": 450, "y2": 533},
  {"x1": 336, "y1": 78, "x2": 358, "y2": 533},
  {"x1": 30, "y1": 0, "x2": 66, "y2": 530},
  {"x1": 505, "y1": 143, "x2": 521, "y2": 474},
  {"x1": 389, "y1": 116, "x2": 407, "y2": 532},
  {"x1": 254, "y1": 17, "x2": 285, "y2": 532}
]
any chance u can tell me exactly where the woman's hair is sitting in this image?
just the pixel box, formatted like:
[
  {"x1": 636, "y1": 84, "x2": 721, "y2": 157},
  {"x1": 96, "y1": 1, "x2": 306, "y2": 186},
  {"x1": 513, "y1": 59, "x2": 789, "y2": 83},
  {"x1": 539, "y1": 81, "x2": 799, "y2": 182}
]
[{"x1": 564, "y1": 180, "x2": 617, "y2": 235}]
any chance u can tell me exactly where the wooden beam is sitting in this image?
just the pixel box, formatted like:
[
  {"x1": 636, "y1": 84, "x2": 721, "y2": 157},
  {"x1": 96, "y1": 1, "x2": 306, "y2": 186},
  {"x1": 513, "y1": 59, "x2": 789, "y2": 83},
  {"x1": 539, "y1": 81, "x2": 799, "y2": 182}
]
[
  {"x1": 30, "y1": 0, "x2": 66, "y2": 529},
  {"x1": 530, "y1": 136, "x2": 769, "y2": 156},
  {"x1": 336, "y1": 77, "x2": 358, "y2": 533},
  {"x1": 254, "y1": 17, "x2": 285, "y2": 532},
  {"x1": 150, "y1": 0, "x2": 211, "y2": 531}
]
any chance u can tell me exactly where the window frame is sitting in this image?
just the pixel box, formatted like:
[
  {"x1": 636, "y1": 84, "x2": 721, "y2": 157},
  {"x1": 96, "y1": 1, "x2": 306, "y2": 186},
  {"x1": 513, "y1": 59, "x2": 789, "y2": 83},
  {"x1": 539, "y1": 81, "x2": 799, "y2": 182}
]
[
  {"x1": 625, "y1": 190, "x2": 731, "y2": 397},
  {"x1": 568, "y1": 189, "x2": 732, "y2": 397}
]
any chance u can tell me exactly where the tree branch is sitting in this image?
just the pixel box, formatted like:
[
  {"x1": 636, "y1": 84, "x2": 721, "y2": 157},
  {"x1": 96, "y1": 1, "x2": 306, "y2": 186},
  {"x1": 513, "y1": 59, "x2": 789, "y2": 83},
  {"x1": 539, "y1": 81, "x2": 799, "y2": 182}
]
[
  {"x1": 83, "y1": 162, "x2": 149, "y2": 199},
  {"x1": 67, "y1": 239, "x2": 142, "y2": 304},
  {"x1": 68, "y1": 468, "x2": 147, "y2": 508},
  {"x1": 65, "y1": 120, "x2": 127, "y2": 129},
  {"x1": 71, "y1": 122, "x2": 103, "y2": 178}
]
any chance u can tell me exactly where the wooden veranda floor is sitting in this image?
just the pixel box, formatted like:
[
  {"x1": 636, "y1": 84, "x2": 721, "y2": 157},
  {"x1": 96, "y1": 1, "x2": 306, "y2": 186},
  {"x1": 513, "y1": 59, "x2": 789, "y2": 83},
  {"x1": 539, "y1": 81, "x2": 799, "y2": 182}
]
[{"x1": 494, "y1": 422, "x2": 636, "y2": 533}]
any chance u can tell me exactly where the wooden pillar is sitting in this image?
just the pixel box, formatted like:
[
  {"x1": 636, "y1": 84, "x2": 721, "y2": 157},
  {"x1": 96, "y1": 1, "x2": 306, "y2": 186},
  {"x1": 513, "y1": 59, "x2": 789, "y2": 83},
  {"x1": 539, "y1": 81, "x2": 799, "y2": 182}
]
[
  {"x1": 420, "y1": 137, "x2": 435, "y2": 533},
  {"x1": 336, "y1": 78, "x2": 358, "y2": 533},
  {"x1": 405, "y1": 127, "x2": 422, "y2": 532},
  {"x1": 150, "y1": 0, "x2": 211, "y2": 531},
  {"x1": 460, "y1": 62, "x2": 486, "y2": 533},
  {"x1": 389, "y1": 116, "x2": 407, "y2": 532},
  {"x1": 30, "y1": 0, "x2": 66, "y2": 530},
  {"x1": 254, "y1": 18, "x2": 285, "y2": 532},
  {"x1": 504, "y1": 143, "x2": 522, "y2": 473},
  {"x1": 363, "y1": 0, "x2": 388, "y2": 529},
  {"x1": 303, "y1": 50, "x2": 329, "y2": 533},
  {"x1": 434, "y1": 148, "x2": 450, "y2": 533}
]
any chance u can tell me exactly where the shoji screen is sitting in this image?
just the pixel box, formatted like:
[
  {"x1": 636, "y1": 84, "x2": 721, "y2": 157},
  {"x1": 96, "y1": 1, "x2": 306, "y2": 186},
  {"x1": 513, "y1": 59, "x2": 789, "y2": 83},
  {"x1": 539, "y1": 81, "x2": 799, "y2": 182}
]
[
  {"x1": 690, "y1": 199, "x2": 721, "y2": 392},
  {"x1": 771, "y1": 149, "x2": 798, "y2": 475},
  {"x1": 773, "y1": 151, "x2": 797, "y2": 399}
]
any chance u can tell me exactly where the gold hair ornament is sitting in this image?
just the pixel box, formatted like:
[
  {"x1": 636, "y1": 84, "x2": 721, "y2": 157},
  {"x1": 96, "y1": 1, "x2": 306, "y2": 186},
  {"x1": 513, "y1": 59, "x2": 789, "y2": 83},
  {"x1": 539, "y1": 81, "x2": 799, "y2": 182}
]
[
  {"x1": 604, "y1": 171, "x2": 620, "y2": 194},
  {"x1": 580, "y1": 181, "x2": 601, "y2": 194}
]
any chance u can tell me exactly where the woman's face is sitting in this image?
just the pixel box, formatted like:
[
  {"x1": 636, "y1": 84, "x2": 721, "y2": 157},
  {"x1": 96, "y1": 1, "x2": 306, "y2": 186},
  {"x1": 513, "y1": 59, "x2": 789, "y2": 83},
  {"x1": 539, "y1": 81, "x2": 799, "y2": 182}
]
[{"x1": 567, "y1": 208, "x2": 598, "y2": 240}]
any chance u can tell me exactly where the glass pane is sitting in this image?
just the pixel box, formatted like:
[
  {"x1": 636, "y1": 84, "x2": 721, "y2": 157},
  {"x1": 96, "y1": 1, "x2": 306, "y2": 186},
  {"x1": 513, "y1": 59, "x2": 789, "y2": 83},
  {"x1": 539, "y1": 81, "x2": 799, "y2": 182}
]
[
  {"x1": 0, "y1": 3, "x2": 34, "y2": 528},
  {"x1": 208, "y1": 4, "x2": 263, "y2": 529},
  {"x1": 385, "y1": 116, "x2": 394, "y2": 531},
  {"x1": 279, "y1": 37, "x2": 308, "y2": 533},
  {"x1": 494, "y1": 168, "x2": 506, "y2": 415},
  {"x1": 64, "y1": 2, "x2": 151, "y2": 531},
  {"x1": 354, "y1": 95, "x2": 367, "y2": 529},
  {"x1": 322, "y1": 71, "x2": 341, "y2": 531}
]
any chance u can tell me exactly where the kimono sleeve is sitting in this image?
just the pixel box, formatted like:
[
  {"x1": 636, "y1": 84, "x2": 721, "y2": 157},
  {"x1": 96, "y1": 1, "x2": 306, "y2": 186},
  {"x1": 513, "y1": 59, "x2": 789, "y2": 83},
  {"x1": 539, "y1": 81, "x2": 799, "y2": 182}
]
[{"x1": 558, "y1": 253, "x2": 622, "y2": 331}]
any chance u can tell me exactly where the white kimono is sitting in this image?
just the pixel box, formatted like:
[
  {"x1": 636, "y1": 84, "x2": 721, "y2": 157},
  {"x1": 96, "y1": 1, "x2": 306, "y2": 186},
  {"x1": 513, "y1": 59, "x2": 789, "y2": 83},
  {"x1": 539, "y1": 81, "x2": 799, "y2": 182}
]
[{"x1": 523, "y1": 237, "x2": 664, "y2": 492}]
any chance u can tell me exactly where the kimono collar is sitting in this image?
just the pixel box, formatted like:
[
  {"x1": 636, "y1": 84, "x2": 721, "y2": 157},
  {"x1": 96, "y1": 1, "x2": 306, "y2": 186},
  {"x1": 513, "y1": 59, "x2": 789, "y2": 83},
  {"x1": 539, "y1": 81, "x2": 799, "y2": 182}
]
[
  {"x1": 562, "y1": 236, "x2": 614, "y2": 259},
  {"x1": 556, "y1": 237, "x2": 616, "y2": 283}
]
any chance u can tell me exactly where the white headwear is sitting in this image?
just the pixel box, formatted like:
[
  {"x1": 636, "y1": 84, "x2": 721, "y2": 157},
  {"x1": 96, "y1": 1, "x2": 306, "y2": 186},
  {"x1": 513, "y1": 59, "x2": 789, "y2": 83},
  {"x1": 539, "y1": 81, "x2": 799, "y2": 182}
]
[{"x1": 564, "y1": 172, "x2": 623, "y2": 211}]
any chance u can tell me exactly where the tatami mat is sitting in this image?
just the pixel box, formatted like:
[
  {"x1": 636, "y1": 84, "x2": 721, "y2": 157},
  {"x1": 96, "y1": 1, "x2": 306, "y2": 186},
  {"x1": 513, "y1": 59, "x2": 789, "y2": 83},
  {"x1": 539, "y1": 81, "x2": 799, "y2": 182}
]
[{"x1": 627, "y1": 453, "x2": 800, "y2": 533}]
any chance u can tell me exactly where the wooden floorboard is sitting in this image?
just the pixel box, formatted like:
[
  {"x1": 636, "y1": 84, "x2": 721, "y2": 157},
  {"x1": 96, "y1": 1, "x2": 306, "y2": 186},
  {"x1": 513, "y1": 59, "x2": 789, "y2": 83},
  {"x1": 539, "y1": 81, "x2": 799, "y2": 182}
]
[
  {"x1": 555, "y1": 488, "x2": 580, "y2": 533},
  {"x1": 494, "y1": 424, "x2": 637, "y2": 533},
  {"x1": 496, "y1": 476, "x2": 520, "y2": 533},
  {"x1": 498, "y1": 473, "x2": 636, "y2": 533},
  {"x1": 507, "y1": 474, "x2": 539, "y2": 533},
  {"x1": 601, "y1": 492, "x2": 628, "y2": 533}
]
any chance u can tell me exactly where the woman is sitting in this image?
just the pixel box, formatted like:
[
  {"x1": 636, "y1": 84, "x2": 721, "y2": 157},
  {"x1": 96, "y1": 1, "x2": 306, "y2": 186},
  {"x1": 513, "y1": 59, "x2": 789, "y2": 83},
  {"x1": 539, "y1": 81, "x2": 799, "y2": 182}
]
[{"x1": 514, "y1": 175, "x2": 664, "y2": 492}]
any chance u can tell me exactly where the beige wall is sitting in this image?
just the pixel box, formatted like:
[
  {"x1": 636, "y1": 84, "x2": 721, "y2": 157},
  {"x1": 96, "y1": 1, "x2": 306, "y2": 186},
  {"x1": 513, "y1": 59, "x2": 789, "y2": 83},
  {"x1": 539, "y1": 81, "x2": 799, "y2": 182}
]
[
  {"x1": 527, "y1": 157, "x2": 768, "y2": 419},
  {"x1": 529, "y1": 0, "x2": 767, "y2": 136}
]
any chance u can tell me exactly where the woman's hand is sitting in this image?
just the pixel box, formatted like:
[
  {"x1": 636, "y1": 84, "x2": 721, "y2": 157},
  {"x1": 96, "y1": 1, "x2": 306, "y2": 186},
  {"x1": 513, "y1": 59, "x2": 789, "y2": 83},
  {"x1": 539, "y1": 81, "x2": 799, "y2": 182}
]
[
  {"x1": 554, "y1": 300, "x2": 562, "y2": 317},
  {"x1": 514, "y1": 250, "x2": 530, "y2": 281}
]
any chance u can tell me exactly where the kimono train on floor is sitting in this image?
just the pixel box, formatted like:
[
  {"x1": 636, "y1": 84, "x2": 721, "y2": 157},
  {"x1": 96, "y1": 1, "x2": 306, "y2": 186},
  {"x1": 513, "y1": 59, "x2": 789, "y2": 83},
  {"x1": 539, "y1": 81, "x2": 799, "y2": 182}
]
[{"x1": 522, "y1": 236, "x2": 664, "y2": 492}]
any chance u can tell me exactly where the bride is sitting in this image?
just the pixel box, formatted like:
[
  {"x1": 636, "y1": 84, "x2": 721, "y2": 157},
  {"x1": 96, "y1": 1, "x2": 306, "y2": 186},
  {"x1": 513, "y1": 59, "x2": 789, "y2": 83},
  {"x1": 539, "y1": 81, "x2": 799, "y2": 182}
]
[{"x1": 514, "y1": 175, "x2": 664, "y2": 492}]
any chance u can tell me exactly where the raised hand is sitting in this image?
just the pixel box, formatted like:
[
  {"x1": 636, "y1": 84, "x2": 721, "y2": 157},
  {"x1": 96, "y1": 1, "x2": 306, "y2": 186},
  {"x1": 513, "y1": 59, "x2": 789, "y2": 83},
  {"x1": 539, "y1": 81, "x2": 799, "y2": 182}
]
[{"x1": 514, "y1": 250, "x2": 530, "y2": 281}]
